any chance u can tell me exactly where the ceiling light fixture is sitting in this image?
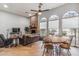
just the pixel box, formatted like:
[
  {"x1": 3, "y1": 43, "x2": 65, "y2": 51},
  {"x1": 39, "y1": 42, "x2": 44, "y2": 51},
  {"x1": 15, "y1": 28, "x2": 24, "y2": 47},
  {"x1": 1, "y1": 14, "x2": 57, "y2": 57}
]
[
  {"x1": 28, "y1": 14, "x2": 32, "y2": 16},
  {"x1": 3, "y1": 4, "x2": 8, "y2": 8},
  {"x1": 38, "y1": 12, "x2": 42, "y2": 15}
]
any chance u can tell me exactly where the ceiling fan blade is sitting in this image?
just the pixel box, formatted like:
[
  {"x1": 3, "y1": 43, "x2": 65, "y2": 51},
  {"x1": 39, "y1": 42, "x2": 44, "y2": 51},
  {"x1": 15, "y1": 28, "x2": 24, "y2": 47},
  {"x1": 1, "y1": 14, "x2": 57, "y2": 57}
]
[
  {"x1": 25, "y1": 12, "x2": 28, "y2": 13},
  {"x1": 41, "y1": 9, "x2": 50, "y2": 12},
  {"x1": 39, "y1": 3, "x2": 43, "y2": 6},
  {"x1": 31, "y1": 10, "x2": 38, "y2": 12}
]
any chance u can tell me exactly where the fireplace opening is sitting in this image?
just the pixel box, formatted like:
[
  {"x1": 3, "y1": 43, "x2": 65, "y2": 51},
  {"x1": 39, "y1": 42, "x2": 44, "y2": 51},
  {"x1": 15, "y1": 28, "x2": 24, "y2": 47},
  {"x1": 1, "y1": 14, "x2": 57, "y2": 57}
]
[{"x1": 31, "y1": 30, "x2": 36, "y2": 34}]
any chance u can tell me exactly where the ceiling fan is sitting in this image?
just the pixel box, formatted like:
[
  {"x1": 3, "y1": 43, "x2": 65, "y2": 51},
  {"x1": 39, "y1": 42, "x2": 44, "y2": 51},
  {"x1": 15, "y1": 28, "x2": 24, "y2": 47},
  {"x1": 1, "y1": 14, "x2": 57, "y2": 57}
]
[
  {"x1": 25, "y1": 12, "x2": 35, "y2": 17},
  {"x1": 31, "y1": 3, "x2": 50, "y2": 15},
  {"x1": 25, "y1": 3, "x2": 51, "y2": 17}
]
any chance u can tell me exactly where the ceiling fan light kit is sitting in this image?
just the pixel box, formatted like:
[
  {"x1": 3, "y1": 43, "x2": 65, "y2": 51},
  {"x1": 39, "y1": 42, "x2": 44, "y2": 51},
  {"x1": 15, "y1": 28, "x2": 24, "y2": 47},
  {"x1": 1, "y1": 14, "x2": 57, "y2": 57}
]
[
  {"x1": 38, "y1": 12, "x2": 42, "y2": 15},
  {"x1": 28, "y1": 14, "x2": 32, "y2": 16}
]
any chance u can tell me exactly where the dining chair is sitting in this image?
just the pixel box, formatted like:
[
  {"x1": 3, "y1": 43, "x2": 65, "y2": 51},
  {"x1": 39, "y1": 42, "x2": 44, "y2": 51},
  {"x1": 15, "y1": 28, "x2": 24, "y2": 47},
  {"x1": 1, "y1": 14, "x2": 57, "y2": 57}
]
[
  {"x1": 42, "y1": 36, "x2": 53, "y2": 56},
  {"x1": 42, "y1": 42, "x2": 53, "y2": 56},
  {"x1": 60, "y1": 36, "x2": 73, "y2": 56},
  {"x1": 41, "y1": 36, "x2": 52, "y2": 48}
]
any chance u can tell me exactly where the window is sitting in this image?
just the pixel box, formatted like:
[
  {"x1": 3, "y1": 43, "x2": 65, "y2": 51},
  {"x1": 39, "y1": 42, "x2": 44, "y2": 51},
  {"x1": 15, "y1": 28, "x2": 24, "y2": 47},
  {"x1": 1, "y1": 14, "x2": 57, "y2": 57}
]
[
  {"x1": 49, "y1": 15, "x2": 59, "y2": 35},
  {"x1": 49, "y1": 15, "x2": 59, "y2": 21},
  {"x1": 40, "y1": 17, "x2": 47, "y2": 36},
  {"x1": 40, "y1": 17, "x2": 47, "y2": 22},
  {"x1": 62, "y1": 11, "x2": 79, "y2": 46},
  {"x1": 63, "y1": 11, "x2": 79, "y2": 18}
]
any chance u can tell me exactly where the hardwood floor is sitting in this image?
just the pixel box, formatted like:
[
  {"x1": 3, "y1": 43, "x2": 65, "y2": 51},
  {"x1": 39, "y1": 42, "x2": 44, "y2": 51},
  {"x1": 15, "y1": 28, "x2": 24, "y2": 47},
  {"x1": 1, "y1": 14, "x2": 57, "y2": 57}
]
[
  {"x1": 0, "y1": 41, "x2": 79, "y2": 56},
  {"x1": 0, "y1": 41, "x2": 43, "y2": 56}
]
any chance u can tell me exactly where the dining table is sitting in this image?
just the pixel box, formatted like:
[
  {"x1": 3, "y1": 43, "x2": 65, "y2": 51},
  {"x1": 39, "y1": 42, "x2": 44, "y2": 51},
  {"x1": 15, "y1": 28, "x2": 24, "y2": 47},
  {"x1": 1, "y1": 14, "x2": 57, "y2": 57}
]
[
  {"x1": 48, "y1": 35, "x2": 70, "y2": 43},
  {"x1": 44, "y1": 35, "x2": 70, "y2": 56}
]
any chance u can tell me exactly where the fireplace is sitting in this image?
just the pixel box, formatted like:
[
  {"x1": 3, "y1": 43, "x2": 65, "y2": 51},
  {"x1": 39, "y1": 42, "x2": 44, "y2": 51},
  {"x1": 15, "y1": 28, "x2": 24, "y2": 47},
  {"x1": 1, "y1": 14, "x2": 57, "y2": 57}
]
[{"x1": 31, "y1": 30, "x2": 36, "y2": 34}]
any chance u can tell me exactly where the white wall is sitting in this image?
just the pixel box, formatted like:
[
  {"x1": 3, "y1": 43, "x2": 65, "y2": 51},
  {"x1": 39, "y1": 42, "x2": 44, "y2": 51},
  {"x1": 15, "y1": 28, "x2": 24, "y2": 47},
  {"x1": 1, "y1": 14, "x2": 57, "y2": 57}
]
[{"x1": 0, "y1": 11, "x2": 30, "y2": 38}]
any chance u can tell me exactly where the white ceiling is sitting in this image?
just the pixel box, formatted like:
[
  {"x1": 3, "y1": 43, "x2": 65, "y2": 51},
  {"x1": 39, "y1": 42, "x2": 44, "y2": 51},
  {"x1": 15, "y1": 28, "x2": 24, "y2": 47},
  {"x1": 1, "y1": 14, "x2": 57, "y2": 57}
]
[{"x1": 0, "y1": 3, "x2": 65, "y2": 17}]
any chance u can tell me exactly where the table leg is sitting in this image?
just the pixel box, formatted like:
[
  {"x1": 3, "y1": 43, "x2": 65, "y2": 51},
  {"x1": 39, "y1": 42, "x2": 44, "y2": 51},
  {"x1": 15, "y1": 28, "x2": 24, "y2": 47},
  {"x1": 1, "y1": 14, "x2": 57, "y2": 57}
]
[{"x1": 53, "y1": 44, "x2": 60, "y2": 56}]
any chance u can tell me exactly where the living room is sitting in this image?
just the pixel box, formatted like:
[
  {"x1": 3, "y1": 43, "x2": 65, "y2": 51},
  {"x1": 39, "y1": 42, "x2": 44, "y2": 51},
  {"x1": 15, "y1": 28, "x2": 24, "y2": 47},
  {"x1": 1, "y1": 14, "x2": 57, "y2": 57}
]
[{"x1": 0, "y1": 2, "x2": 79, "y2": 56}]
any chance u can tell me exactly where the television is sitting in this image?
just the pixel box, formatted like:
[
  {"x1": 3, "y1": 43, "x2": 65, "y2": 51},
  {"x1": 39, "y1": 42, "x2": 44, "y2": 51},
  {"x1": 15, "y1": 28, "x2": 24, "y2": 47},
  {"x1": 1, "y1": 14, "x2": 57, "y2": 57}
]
[{"x1": 12, "y1": 28, "x2": 20, "y2": 33}]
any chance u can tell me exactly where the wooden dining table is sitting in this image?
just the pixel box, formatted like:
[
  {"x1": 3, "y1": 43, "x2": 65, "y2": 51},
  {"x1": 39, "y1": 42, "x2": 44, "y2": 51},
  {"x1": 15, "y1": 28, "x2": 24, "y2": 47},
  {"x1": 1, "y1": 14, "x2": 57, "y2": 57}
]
[
  {"x1": 47, "y1": 35, "x2": 70, "y2": 43},
  {"x1": 44, "y1": 35, "x2": 70, "y2": 56}
]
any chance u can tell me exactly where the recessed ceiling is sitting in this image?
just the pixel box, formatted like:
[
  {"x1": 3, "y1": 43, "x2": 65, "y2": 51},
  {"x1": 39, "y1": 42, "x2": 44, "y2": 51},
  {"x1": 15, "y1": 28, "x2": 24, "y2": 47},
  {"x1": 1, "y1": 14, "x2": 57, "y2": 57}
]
[{"x1": 0, "y1": 3, "x2": 65, "y2": 17}]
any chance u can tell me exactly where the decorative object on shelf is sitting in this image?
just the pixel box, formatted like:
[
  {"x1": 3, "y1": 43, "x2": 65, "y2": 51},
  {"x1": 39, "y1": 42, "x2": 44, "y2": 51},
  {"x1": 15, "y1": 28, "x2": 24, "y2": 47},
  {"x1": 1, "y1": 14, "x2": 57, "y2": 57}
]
[{"x1": 24, "y1": 27, "x2": 29, "y2": 33}]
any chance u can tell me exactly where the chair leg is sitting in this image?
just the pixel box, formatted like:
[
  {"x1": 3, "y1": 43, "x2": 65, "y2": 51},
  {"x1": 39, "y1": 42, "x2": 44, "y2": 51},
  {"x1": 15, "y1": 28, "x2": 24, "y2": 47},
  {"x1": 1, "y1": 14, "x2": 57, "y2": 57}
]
[
  {"x1": 47, "y1": 49, "x2": 53, "y2": 56},
  {"x1": 59, "y1": 48, "x2": 65, "y2": 56},
  {"x1": 68, "y1": 50, "x2": 71, "y2": 56},
  {"x1": 41, "y1": 44, "x2": 43, "y2": 49},
  {"x1": 67, "y1": 49, "x2": 71, "y2": 56},
  {"x1": 52, "y1": 48, "x2": 54, "y2": 56},
  {"x1": 46, "y1": 48, "x2": 49, "y2": 53},
  {"x1": 50, "y1": 49, "x2": 53, "y2": 56},
  {"x1": 42, "y1": 48, "x2": 45, "y2": 56},
  {"x1": 59, "y1": 47, "x2": 61, "y2": 56}
]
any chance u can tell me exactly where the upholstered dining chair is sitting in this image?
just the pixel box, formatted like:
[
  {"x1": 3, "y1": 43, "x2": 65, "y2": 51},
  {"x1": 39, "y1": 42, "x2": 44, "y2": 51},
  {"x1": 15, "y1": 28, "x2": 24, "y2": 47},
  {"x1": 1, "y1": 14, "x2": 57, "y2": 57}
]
[
  {"x1": 42, "y1": 36, "x2": 53, "y2": 56},
  {"x1": 41, "y1": 36, "x2": 52, "y2": 48},
  {"x1": 60, "y1": 36, "x2": 73, "y2": 56}
]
